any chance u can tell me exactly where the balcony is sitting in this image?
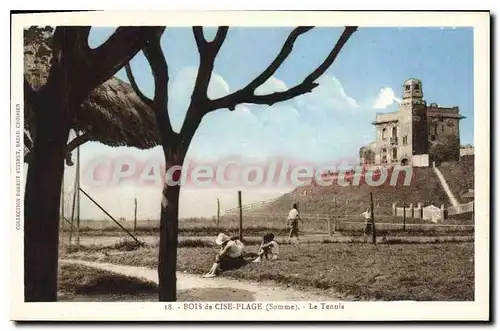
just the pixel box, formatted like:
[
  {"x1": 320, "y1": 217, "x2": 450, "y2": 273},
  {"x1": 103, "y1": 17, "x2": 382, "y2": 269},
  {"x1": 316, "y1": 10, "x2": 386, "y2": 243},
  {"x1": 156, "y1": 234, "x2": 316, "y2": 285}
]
[{"x1": 390, "y1": 137, "x2": 398, "y2": 145}]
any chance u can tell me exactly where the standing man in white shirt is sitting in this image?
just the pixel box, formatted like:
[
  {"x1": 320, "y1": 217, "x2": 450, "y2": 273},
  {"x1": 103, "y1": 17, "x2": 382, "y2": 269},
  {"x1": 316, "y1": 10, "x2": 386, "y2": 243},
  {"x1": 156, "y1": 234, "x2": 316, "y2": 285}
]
[
  {"x1": 361, "y1": 207, "x2": 372, "y2": 241},
  {"x1": 287, "y1": 203, "x2": 303, "y2": 243}
]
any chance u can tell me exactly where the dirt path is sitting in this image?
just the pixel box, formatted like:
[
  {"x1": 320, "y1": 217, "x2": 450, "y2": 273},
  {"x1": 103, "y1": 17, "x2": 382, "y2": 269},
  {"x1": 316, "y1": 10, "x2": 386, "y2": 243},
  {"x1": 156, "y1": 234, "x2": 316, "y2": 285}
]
[{"x1": 60, "y1": 259, "x2": 337, "y2": 301}]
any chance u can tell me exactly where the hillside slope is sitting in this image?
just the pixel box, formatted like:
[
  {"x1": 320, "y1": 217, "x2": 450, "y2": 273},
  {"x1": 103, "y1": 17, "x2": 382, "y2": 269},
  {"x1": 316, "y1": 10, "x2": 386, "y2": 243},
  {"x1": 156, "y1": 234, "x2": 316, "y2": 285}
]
[
  {"x1": 252, "y1": 159, "x2": 474, "y2": 216},
  {"x1": 437, "y1": 155, "x2": 474, "y2": 203}
]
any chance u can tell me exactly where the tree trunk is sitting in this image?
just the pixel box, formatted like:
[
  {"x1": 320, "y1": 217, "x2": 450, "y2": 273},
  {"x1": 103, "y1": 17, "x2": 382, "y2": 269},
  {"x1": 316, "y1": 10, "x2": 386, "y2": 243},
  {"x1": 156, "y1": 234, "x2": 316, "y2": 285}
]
[
  {"x1": 158, "y1": 184, "x2": 181, "y2": 301},
  {"x1": 157, "y1": 146, "x2": 186, "y2": 302},
  {"x1": 24, "y1": 88, "x2": 70, "y2": 302}
]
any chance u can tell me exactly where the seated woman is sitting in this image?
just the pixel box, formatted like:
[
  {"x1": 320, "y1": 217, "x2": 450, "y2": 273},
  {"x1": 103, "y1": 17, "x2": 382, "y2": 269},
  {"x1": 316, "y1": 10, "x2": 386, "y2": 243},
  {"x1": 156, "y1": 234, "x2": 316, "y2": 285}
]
[
  {"x1": 203, "y1": 233, "x2": 245, "y2": 278},
  {"x1": 253, "y1": 233, "x2": 279, "y2": 262}
]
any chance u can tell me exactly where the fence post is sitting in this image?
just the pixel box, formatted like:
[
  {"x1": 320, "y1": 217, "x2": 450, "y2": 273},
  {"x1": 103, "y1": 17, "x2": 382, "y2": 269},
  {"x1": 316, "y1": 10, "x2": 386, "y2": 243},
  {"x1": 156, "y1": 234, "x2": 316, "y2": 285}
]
[
  {"x1": 217, "y1": 198, "x2": 220, "y2": 229},
  {"x1": 238, "y1": 191, "x2": 243, "y2": 241},
  {"x1": 134, "y1": 198, "x2": 138, "y2": 232},
  {"x1": 472, "y1": 202, "x2": 474, "y2": 223},
  {"x1": 370, "y1": 192, "x2": 376, "y2": 245},
  {"x1": 403, "y1": 201, "x2": 406, "y2": 231},
  {"x1": 331, "y1": 198, "x2": 337, "y2": 235},
  {"x1": 440, "y1": 204, "x2": 446, "y2": 221},
  {"x1": 75, "y1": 141, "x2": 81, "y2": 249},
  {"x1": 392, "y1": 202, "x2": 396, "y2": 216}
]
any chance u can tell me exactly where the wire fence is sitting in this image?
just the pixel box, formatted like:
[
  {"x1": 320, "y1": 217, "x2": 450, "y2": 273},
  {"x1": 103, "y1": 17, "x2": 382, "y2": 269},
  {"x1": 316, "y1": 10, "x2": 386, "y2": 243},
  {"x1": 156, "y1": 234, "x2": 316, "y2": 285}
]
[{"x1": 218, "y1": 211, "x2": 474, "y2": 235}]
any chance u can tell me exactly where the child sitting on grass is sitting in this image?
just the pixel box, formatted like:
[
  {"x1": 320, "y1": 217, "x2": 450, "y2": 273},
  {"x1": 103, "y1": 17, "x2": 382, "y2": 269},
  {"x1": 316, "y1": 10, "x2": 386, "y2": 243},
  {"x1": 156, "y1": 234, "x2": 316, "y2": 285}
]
[{"x1": 253, "y1": 233, "x2": 279, "y2": 262}]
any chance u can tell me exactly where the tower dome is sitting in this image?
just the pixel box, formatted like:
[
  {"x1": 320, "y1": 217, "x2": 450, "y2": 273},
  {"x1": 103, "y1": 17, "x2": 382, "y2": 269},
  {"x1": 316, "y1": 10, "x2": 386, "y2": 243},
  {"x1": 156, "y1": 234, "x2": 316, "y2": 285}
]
[{"x1": 403, "y1": 78, "x2": 424, "y2": 100}]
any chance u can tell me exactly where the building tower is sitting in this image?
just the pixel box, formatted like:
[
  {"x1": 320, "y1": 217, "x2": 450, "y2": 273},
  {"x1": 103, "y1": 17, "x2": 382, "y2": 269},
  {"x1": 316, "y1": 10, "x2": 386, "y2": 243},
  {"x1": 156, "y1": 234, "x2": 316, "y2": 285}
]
[
  {"x1": 367, "y1": 78, "x2": 462, "y2": 167},
  {"x1": 397, "y1": 78, "x2": 429, "y2": 165}
]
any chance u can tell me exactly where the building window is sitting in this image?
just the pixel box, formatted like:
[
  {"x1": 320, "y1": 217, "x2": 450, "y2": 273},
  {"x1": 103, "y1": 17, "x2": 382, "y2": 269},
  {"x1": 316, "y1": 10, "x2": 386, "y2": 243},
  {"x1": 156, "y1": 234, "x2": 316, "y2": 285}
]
[
  {"x1": 434, "y1": 123, "x2": 438, "y2": 135},
  {"x1": 441, "y1": 124, "x2": 445, "y2": 132},
  {"x1": 382, "y1": 128, "x2": 387, "y2": 140},
  {"x1": 403, "y1": 135, "x2": 408, "y2": 145},
  {"x1": 430, "y1": 135, "x2": 436, "y2": 141},
  {"x1": 381, "y1": 148, "x2": 387, "y2": 164},
  {"x1": 392, "y1": 148, "x2": 398, "y2": 162},
  {"x1": 390, "y1": 127, "x2": 398, "y2": 144},
  {"x1": 405, "y1": 85, "x2": 410, "y2": 91}
]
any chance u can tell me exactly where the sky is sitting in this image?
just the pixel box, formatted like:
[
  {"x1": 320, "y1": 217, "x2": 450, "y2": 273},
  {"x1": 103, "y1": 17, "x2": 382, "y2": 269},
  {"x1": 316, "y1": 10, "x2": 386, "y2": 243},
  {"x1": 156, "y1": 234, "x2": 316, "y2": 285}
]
[{"x1": 55, "y1": 26, "x2": 474, "y2": 220}]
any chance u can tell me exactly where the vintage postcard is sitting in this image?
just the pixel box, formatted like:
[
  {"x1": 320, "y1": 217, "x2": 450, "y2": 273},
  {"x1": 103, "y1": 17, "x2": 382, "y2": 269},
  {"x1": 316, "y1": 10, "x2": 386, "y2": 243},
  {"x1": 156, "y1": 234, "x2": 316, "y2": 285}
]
[{"x1": 10, "y1": 11, "x2": 490, "y2": 321}]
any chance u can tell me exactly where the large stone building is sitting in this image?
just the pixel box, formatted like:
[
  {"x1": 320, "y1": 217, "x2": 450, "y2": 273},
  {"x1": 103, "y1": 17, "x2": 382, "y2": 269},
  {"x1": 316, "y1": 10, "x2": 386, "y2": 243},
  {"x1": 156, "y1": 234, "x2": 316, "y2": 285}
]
[{"x1": 359, "y1": 78, "x2": 465, "y2": 167}]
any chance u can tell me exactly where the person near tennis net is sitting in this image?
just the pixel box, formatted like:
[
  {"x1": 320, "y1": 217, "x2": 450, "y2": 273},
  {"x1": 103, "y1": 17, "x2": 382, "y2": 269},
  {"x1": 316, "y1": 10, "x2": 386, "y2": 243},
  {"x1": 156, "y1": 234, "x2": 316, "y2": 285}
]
[{"x1": 287, "y1": 203, "x2": 303, "y2": 243}]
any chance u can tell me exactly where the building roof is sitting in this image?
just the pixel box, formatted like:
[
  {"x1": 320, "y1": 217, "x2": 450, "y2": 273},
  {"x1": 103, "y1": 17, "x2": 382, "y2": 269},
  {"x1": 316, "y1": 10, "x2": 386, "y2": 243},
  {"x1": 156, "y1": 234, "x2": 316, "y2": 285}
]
[
  {"x1": 373, "y1": 111, "x2": 399, "y2": 125},
  {"x1": 404, "y1": 78, "x2": 422, "y2": 85},
  {"x1": 427, "y1": 107, "x2": 465, "y2": 120}
]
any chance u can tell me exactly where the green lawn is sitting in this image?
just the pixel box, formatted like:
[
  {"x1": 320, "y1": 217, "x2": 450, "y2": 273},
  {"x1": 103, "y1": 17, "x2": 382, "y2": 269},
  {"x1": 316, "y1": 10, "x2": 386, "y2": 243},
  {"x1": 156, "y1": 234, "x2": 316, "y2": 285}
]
[{"x1": 64, "y1": 241, "x2": 474, "y2": 301}]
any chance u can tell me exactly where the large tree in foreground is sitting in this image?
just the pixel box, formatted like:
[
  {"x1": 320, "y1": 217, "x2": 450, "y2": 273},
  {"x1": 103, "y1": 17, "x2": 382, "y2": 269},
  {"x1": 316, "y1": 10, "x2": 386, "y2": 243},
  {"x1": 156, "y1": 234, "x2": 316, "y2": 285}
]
[
  {"x1": 24, "y1": 27, "x2": 161, "y2": 165},
  {"x1": 125, "y1": 26, "x2": 358, "y2": 301},
  {"x1": 23, "y1": 26, "x2": 161, "y2": 302}
]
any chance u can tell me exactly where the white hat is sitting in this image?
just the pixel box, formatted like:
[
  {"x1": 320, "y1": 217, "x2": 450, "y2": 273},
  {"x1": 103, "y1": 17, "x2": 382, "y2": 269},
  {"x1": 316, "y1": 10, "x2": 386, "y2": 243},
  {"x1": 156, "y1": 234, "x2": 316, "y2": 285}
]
[{"x1": 215, "y1": 233, "x2": 231, "y2": 246}]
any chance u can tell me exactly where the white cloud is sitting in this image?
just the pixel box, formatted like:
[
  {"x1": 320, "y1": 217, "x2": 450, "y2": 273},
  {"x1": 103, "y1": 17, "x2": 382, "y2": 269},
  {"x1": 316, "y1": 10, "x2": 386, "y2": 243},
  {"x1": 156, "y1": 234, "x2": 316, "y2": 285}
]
[
  {"x1": 169, "y1": 67, "x2": 231, "y2": 132},
  {"x1": 373, "y1": 87, "x2": 402, "y2": 109},
  {"x1": 329, "y1": 76, "x2": 358, "y2": 108},
  {"x1": 294, "y1": 75, "x2": 358, "y2": 114},
  {"x1": 255, "y1": 76, "x2": 288, "y2": 95}
]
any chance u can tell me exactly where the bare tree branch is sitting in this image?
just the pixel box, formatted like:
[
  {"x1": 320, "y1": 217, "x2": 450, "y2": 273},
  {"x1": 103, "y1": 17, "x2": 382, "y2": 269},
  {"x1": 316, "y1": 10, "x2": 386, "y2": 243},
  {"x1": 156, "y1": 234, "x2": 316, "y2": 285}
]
[
  {"x1": 86, "y1": 27, "x2": 162, "y2": 88},
  {"x1": 49, "y1": 26, "x2": 162, "y2": 105},
  {"x1": 303, "y1": 26, "x2": 358, "y2": 82},
  {"x1": 63, "y1": 132, "x2": 92, "y2": 166},
  {"x1": 246, "y1": 27, "x2": 313, "y2": 90},
  {"x1": 125, "y1": 62, "x2": 154, "y2": 108},
  {"x1": 192, "y1": 26, "x2": 206, "y2": 48},
  {"x1": 192, "y1": 26, "x2": 228, "y2": 50},
  {"x1": 67, "y1": 132, "x2": 91, "y2": 154},
  {"x1": 25, "y1": 132, "x2": 92, "y2": 165},
  {"x1": 142, "y1": 28, "x2": 175, "y2": 145},
  {"x1": 190, "y1": 26, "x2": 229, "y2": 103},
  {"x1": 211, "y1": 26, "x2": 229, "y2": 50},
  {"x1": 209, "y1": 26, "x2": 357, "y2": 110},
  {"x1": 174, "y1": 27, "x2": 230, "y2": 140}
]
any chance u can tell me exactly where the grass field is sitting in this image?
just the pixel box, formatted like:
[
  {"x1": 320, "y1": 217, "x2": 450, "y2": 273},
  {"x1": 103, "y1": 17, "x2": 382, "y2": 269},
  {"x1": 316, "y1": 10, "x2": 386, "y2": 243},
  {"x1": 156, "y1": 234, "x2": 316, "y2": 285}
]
[{"x1": 63, "y1": 241, "x2": 474, "y2": 301}]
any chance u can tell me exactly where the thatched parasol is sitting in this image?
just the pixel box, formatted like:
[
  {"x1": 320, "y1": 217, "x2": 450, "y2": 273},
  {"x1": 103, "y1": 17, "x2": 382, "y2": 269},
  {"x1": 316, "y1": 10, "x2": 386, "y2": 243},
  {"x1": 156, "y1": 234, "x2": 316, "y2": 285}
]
[{"x1": 24, "y1": 29, "x2": 161, "y2": 152}]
